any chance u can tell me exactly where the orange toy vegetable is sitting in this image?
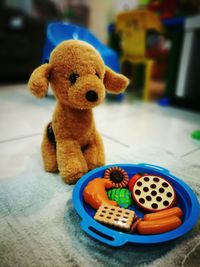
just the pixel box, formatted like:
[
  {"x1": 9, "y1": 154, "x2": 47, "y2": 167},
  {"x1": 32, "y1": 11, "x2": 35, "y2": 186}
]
[
  {"x1": 144, "y1": 207, "x2": 183, "y2": 221},
  {"x1": 137, "y1": 216, "x2": 182, "y2": 235},
  {"x1": 83, "y1": 178, "x2": 118, "y2": 209}
]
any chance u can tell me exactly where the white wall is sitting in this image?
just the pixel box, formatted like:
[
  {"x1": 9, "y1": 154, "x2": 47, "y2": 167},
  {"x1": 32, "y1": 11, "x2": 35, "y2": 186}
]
[{"x1": 89, "y1": 0, "x2": 138, "y2": 43}]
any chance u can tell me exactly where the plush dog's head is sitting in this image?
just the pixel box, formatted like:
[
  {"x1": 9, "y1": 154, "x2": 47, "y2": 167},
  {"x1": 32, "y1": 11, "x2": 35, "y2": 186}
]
[{"x1": 28, "y1": 40, "x2": 129, "y2": 109}]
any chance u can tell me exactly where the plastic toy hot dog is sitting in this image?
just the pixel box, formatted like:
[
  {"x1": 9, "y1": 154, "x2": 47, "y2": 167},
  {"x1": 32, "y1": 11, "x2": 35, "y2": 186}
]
[
  {"x1": 144, "y1": 207, "x2": 183, "y2": 221},
  {"x1": 137, "y1": 216, "x2": 182, "y2": 235},
  {"x1": 83, "y1": 178, "x2": 118, "y2": 209}
]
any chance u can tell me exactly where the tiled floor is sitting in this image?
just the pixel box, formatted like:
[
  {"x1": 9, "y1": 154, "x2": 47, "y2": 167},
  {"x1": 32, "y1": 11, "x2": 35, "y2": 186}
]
[{"x1": 0, "y1": 84, "x2": 200, "y2": 179}]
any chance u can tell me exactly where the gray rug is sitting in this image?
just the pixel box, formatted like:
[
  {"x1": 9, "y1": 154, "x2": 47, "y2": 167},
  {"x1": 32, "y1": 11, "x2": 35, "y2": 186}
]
[{"x1": 0, "y1": 146, "x2": 200, "y2": 267}]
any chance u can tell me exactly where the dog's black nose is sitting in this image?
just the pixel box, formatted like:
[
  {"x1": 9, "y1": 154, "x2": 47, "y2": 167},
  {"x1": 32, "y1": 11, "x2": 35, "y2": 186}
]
[{"x1": 85, "y1": 90, "x2": 98, "y2": 102}]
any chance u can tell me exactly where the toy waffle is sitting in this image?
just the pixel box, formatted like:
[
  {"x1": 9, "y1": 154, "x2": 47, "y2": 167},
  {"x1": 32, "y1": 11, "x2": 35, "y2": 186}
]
[
  {"x1": 73, "y1": 163, "x2": 200, "y2": 246},
  {"x1": 129, "y1": 174, "x2": 176, "y2": 212},
  {"x1": 94, "y1": 205, "x2": 135, "y2": 232}
]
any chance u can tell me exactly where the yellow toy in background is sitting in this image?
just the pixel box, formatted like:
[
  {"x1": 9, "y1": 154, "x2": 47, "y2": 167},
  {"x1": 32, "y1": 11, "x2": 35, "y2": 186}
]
[
  {"x1": 28, "y1": 40, "x2": 129, "y2": 184},
  {"x1": 116, "y1": 9, "x2": 164, "y2": 101},
  {"x1": 116, "y1": 9, "x2": 163, "y2": 58}
]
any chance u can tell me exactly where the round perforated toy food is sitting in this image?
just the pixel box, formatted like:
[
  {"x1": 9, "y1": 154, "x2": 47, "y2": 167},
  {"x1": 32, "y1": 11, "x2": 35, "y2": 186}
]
[
  {"x1": 104, "y1": 166, "x2": 129, "y2": 188},
  {"x1": 129, "y1": 174, "x2": 176, "y2": 212}
]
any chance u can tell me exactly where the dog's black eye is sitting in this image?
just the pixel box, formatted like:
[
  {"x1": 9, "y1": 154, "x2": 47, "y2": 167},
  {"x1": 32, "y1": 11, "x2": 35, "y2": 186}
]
[
  {"x1": 69, "y1": 73, "x2": 79, "y2": 84},
  {"x1": 95, "y1": 72, "x2": 100, "y2": 79}
]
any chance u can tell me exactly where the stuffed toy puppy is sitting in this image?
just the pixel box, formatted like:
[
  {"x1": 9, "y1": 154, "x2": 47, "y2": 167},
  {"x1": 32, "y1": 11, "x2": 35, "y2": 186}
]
[{"x1": 28, "y1": 40, "x2": 129, "y2": 184}]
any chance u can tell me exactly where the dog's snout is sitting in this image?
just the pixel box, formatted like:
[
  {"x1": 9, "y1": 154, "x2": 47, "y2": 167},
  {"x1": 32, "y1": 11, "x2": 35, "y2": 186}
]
[{"x1": 85, "y1": 90, "x2": 98, "y2": 102}]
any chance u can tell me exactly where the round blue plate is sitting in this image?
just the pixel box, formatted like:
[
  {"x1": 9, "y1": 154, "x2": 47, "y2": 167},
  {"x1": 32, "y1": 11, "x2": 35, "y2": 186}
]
[{"x1": 72, "y1": 163, "x2": 200, "y2": 247}]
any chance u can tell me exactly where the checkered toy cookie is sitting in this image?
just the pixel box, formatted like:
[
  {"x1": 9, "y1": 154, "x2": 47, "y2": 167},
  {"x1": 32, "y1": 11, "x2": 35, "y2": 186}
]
[
  {"x1": 129, "y1": 174, "x2": 176, "y2": 212},
  {"x1": 94, "y1": 205, "x2": 135, "y2": 232}
]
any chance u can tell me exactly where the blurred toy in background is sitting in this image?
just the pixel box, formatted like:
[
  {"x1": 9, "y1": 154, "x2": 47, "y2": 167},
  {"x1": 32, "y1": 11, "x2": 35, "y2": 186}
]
[
  {"x1": 191, "y1": 130, "x2": 200, "y2": 141},
  {"x1": 148, "y1": 0, "x2": 178, "y2": 19},
  {"x1": 28, "y1": 40, "x2": 129, "y2": 184},
  {"x1": 116, "y1": 9, "x2": 163, "y2": 58},
  {"x1": 148, "y1": 0, "x2": 200, "y2": 18},
  {"x1": 116, "y1": 9, "x2": 168, "y2": 101},
  {"x1": 109, "y1": 0, "x2": 200, "y2": 104},
  {"x1": 146, "y1": 31, "x2": 171, "y2": 101}
]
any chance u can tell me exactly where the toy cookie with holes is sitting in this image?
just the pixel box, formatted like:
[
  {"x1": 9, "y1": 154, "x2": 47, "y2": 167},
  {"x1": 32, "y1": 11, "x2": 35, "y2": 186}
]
[
  {"x1": 128, "y1": 173, "x2": 176, "y2": 212},
  {"x1": 73, "y1": 163, "x2": 199, "y2": 246}
]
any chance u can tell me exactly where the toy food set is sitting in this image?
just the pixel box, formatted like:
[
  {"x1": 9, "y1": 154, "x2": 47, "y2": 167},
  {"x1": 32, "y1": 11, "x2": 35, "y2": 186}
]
[{"x1": 73, "y1": 163, "x2": 200, "y2": 246}]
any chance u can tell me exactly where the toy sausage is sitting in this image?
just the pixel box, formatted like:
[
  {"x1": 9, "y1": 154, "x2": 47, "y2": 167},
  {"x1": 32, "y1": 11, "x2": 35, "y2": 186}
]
[
  {"x1": 144, "y1": 207, "x2": 183, "y2": 221},
  {"x1": 137, "y1": 216, "x2": 182, "y2": 235},
  {"x1": 83, "y1": 178, "x2": 118, "y2": 209},
  {"x1": 129, "y1": 217, "x2": 142, "y2": 233}
]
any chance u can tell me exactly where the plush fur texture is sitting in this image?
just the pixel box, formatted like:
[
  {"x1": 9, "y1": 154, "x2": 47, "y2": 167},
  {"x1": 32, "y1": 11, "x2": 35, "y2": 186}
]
[{"x1": 28, "y1": 40, "x2": 129, "y2": 184}]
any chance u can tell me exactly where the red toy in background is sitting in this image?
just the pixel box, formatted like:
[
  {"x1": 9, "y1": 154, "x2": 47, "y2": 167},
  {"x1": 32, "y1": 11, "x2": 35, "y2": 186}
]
[
  {"x1": 148, "y1": 0, "x2": 200, "y2": 18},
  {"x1": 148, "y1": 0, "x2": 178, "y2": 19}
]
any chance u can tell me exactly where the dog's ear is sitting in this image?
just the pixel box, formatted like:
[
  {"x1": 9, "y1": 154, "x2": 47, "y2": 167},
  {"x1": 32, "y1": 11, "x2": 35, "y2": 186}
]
[
  {"x1": 103, "y1": 66, "x2": 129, "y2": 94},
  {"x1": 28, "y1": 63, "x2": 51, "y2": 98}
]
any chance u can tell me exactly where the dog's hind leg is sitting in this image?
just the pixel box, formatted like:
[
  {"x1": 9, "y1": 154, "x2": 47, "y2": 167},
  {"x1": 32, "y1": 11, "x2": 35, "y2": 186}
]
[{"x1": 41, "y1": 123, "x2": 58, "y2": 172}]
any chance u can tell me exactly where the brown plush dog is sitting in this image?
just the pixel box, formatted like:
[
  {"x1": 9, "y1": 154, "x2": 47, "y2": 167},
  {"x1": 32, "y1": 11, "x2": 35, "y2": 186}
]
[{"x1": 28, "y1": 40, "x2": 129, "y2": 184}]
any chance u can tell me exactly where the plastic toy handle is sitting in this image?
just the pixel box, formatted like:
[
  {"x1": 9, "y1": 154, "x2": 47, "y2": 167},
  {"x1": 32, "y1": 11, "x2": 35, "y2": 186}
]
[
  {"x1": 137, "y1": 163, "x2": 170, "y2": 175},
  {"x1": 80, "y1": 220, "x2": 127, "y2": 247}
]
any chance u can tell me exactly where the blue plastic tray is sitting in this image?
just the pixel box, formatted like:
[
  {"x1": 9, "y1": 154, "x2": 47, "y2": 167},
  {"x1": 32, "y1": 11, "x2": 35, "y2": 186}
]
[{"x1": 72, "y1": 163, "x2": 200, "y2": 247}]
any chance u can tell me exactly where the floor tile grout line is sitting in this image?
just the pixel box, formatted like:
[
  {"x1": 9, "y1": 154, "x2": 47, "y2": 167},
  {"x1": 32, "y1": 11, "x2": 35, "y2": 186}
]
[
  {"x1": 181, "y1": 147, "x2": 200, "y2": 158},
  {"x1": 96, "y1": 111, "x2": 142, "y2": 124},
  {"x1": 0, "y1": 133, "x2": 42, "y2": 144},
  {"x1": 1, "y1": 132, "x2": 199, "y2": 157},
  {"x1": 0, "y1": 131, "x2": 130, "y2": 148},
  {"x1": 101, "y1": 133, "x2": 130, "y2": 147}
]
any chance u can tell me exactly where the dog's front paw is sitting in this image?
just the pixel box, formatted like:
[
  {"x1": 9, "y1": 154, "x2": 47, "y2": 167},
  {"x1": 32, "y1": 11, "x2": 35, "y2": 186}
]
[
  {"x1": 87, "y1": 161, "x2": 104, "y2": 171},
  {"x1": 63, "y1": 172, "x2": 84, "y2": 184},
  {"x1": 58, "y1": 151, "x2": 88, "y2": 184},
  {"x1": 85, "y1": 150, "x2": 105, "y2": 171}
]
